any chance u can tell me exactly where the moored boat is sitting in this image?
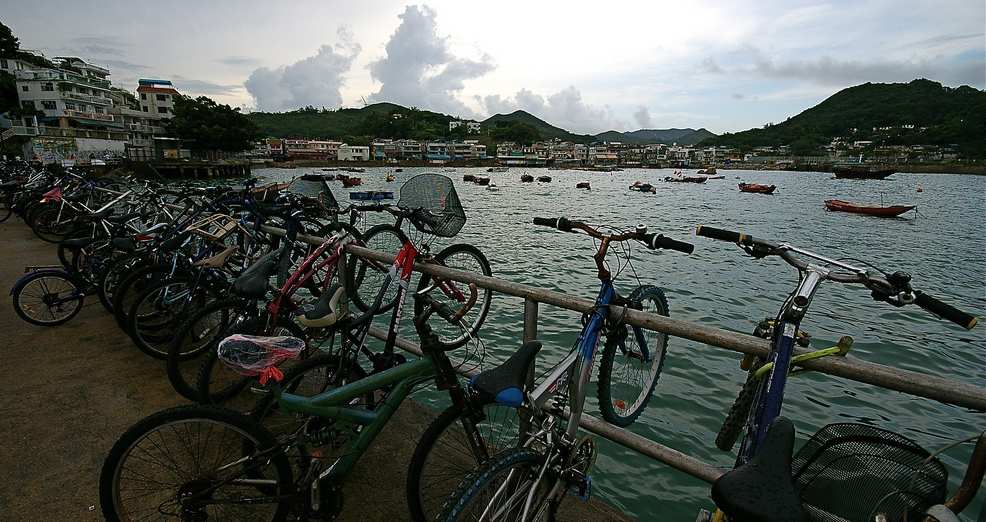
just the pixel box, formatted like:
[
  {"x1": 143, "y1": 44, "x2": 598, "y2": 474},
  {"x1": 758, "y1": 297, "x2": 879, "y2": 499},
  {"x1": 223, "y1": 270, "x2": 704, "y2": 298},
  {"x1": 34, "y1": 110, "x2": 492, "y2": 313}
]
[
  {"x1": 474, "y1": 176, "x2": 491, "y2": 186},
  {"x1": 824, "y1": 199, "x2": 914, "y2": 217},
  {"x1": 537, "y1": 176, "x2": 552, "y2": 182},
  {"x1": 463, "y1": 174, "x2": 476, "y2": 182},
  {"x1": 629, "y1": 181, "x2": 656, "y2": 193},
  {"x1": 521, "y1": 174, "x2": 534, "y2": 183},
  {"x1": 738, "y1": 183, "x2": 776, "y2": 194},
  {"x1": 486, "y1": 182, "x2": 499, "y2": 192},
  {"x1": 386, "y1": 174, "x2": 396, "y2": 182},
  {"x1": 342, "y1": 177, "x2": 362, "y2": 188},
  {"x1": 576, "y1": 181, "x2": 590, "y2": 189},
  {"x1": 487, "y1": 166, "x2": 509, "y2": 173},
  {"x1": 832, "y1": 166, "x2": 895, "y2": 179},
  {"x1": 665, "y1": 175, "x2": 707, "y2": 183}
]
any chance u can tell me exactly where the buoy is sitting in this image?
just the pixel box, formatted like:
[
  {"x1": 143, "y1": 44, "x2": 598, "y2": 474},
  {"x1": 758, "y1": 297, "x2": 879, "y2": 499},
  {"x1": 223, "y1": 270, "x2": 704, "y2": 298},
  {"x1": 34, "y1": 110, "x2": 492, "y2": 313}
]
[{"x1": 916, "y1": 185, "x2": 924, "y2": 193}]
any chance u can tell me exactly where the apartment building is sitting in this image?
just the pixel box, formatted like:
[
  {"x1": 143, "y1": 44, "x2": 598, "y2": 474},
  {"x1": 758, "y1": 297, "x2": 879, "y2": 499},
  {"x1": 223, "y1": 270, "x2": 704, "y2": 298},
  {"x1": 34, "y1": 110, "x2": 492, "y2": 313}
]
[
  {"x1": 338, "y1": 144, "x2": 370, "y2": 161},
  {"x1": 136, "y1": 79, "x2": 178, "y2": 117}
]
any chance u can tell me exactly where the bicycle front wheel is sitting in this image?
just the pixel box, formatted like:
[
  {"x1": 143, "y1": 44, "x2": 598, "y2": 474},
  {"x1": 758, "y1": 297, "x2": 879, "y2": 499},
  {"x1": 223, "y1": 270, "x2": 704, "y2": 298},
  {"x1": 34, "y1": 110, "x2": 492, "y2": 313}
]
[
  {"x1": 414, "y1": 243, "x2": 493, "y2": 350},
  {"x1": 99, "y1": 405, "x2": 293, "y2": 522},
  {"x1": 597, "y1": 285, "x2": 669, "y2": 427},
  {"x1": 439, "y1": 447, "x2": 557, "y2": 522},
  {"x1": 346, "y1": 224, "x2": 406, "y2": 313}
]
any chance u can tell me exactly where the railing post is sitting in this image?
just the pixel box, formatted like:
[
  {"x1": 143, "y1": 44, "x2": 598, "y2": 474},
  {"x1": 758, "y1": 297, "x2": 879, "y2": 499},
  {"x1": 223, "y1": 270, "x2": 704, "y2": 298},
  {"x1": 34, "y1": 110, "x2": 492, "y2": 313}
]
[{"x1": 523, "y1": 298, "x2": 538, "y2": 344}]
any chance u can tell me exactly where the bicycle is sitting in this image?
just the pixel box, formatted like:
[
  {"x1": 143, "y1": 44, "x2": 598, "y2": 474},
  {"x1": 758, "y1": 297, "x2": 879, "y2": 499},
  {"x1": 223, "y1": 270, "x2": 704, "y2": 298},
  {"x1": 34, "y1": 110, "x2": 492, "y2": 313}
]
[
  {"x1": 693, "y1": 225, "x2": 980, "y2": 522},
  {"x1": 434, "y1": 216, "x2": 693, "y2": 521},
  {"x1": 99, "y1": 291, "x2": 481, "y2": 521}
]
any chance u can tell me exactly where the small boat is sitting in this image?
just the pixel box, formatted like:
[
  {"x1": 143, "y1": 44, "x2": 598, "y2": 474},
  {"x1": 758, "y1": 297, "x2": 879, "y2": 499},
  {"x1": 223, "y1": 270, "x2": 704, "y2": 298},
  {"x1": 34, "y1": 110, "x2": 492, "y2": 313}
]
[
  {"x1": 341, "y1": 167, "x2": 365, "y2": 173},
  {"x1": 463, "y1": 174, "x2": 476, "y2": 182},
  {"x1": 916, "y1": 186, "x2": 924, "y2": 193},
  {"x1": 336, "y1": 173, "x2": 350, "y2": 181},
  {"x1": 474, "y1": 176, "x2": 491, "y2": 186},
  {"x1": 321, "y1": 167, "x2": 339, "y2": 172},
  {"x1": 537, "y1": 176, "x2": 552, "y2": 182},
  {"x1": 629, "y1": 181, "x2": 656, "y2": 193},
  {"x1": 487, "y1": 166, "x2": 509, "y2": 173},
  {"x1": 824, "y1": 199, "x2": 914, "y2": 217},
  {"x1": 664, "y1": 176, "x2": 707, "y2": 184},
  {"x1": 832, "y1": 166, "x2": 894, "y2": 180},
  {"x1": 738, "y1": 183, "x2": 776, "y2": 194},
  {"x1": 301, "y1": 173, "x2": 335, "y2": 181},
  {"x1": 385, "y1": 174, "x2": 396, "y2": 182},
  {"x1": 486, "y1": 182, "x2": 499, "y2": 192},
  {"x1": 443, "y1": 167, "x2": 457, "y2": 172},
  {"x1": 349, "y1": 190, "x2": 394, "y2": 201},
  {"x1": 342, "y1": 177, "x2": 362, "y2": 188},
  {"x1": 521, "y1": 174, "x2": 534, "y2": 183},
  {"x1": 576, "y1": 182, "x2": 591, "y2": 190},
  {"x1": 697, "y1": 167, "x2": 717, "y2": 175},
  {"x1": 702, "y1": 175, "x2": 725, "y2": 180},
  {"x1": 395, "y1": 168, "x2": 403, "y2": 173}
]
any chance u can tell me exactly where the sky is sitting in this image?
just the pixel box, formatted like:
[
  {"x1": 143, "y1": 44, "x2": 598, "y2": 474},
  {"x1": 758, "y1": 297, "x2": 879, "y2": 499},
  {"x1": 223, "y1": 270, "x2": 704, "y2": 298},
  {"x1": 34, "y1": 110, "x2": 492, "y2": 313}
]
[{"x1": 3, "y1": 0, "x2": 984, "y2": 134}]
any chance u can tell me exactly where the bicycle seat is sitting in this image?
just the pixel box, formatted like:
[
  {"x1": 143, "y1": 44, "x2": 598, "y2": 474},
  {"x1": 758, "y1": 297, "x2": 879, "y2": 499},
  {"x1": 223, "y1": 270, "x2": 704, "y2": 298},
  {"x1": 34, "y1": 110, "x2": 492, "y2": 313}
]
[
  {"x1": 111, "y1": 237, "x2": 137, "y2": 252},
  {"x1": 711, "y1": 417, "x2": 808, "y2": 522},
  {"x1": 469, "y1": 341, "x2": 543, "y2": 407},
  {"x1": 61, "y1": 237, "x2": 94, "y2": 249},
  {"x1": 232, "y1": 248, "x2": 283, "y2": 298},
  {"x1": 296, "y1": 284, "x2": 345, "y2": 328}
]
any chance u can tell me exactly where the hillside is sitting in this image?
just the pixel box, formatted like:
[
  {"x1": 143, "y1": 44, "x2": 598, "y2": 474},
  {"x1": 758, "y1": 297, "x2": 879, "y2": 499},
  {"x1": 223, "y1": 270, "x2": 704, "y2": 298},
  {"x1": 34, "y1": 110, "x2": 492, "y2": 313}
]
[
  {"x1": 596, "y1": 128, "x2": 716, "y2": 145},
  {"x1": 247, "y1": 103, "x2": 456, "y2": 144},
  {"x1": 481, "y1": 110, "x2": 594, "y2": 143},
  {"x1": 703, "y1": 79, "x2": 986, "y2": 157}
]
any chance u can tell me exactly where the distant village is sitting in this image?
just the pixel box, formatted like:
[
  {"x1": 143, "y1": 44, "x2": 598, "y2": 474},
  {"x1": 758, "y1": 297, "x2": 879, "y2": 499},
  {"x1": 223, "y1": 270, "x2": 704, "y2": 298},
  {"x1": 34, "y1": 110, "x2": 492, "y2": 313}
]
[{"x1": 0, "y1": 51, "x2": 968, "y2": 170}]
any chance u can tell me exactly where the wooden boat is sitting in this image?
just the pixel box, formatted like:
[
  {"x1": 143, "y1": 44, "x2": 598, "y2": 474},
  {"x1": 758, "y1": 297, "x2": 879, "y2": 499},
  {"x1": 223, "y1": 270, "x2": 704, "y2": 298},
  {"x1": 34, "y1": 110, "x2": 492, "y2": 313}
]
[
  {"x1": 738, "y1": 183, "x2": 776, "y2": 194},
  {"x1": 537, "y1": 176, "x2": 552, "y2": 182},
  {"x1": 385, "y1": 174, "x2": 396, "y2": 182},
  {"x1": 664, "y1": 176, "x2": 707, "y2": 184},
  {"x1": 342, "y1": 177, "x2": 362, "y2": 188},
  {"x1": 629, "y1": 182, "x2": 656, "y2": 193},
  {"x1": 463, "y1": 174, "x2": 476, "y2": 182},
  {"x1": 474, "y1": 176, "x2": 491, "y2": 186},
  {"x1": 395, "y1": 168, "x2": 403, "y2": 173},
  {"x1": 697, "y1": 167, "x2": 717, "y2": 175},
  {"x1": 576, "y1": 182, "x2": 591, "y2": 189},
  {"x1": 832, "y1": 166, "x2": 894, "y2": 180},
  {"x1": 521, "y1": 174, "x2": 534, "y2": 183},
  {"x1": 301, "y1": 173, "x2": 335, "y2": 181},
  {"x1": 487, "y1": 166, "x2": 509, "y2": 173},
  {"x1": 341, "y1": 167, "x2": 365, "y2": 173},
  {"x1": 486, "y1": 182, "x2": 499, "y2": 192},
  {"x1": 824, "y1": 199, "x2": 914, "y2": 217}
]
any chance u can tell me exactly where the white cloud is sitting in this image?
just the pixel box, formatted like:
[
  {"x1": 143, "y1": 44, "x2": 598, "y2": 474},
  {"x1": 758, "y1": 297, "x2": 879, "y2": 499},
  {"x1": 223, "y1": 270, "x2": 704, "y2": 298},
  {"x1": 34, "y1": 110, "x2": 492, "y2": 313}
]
[
  {"x1": 244, "y1": 27, "x2": 361, "y2": 111},
  {"x1": 633, "y1": 106, "x2": 652, "y2": 128},
  {"x1": 368, "y1": 5, "x2": 494, "y2": 117},
  {"x1": 477, "y1": 86, "x2": 623, "y2": 134}
]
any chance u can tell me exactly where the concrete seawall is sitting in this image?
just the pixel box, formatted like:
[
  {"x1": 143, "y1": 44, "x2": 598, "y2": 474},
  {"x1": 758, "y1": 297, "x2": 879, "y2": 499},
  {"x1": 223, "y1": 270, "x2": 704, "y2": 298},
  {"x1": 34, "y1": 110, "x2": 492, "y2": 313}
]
[{"x1": 0, "y1": 221, "x2": 633, "y2": 521}]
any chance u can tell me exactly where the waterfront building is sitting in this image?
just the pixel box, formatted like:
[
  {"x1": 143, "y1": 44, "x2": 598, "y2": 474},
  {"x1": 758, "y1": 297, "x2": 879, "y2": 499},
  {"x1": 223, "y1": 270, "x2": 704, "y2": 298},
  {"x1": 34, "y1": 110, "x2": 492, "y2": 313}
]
[
  {"x1": 136, "y1": 79, "x2": 178, "y2": 117},
  {"x1": 338, "y1": 144, "x2": 370, "y2": 161},
  {"x1": 449, "y1": 119, "x2": 481, "y2": 133},
  {"x1": 281, "y1": 139, "x2": 343, "y2": 159}
]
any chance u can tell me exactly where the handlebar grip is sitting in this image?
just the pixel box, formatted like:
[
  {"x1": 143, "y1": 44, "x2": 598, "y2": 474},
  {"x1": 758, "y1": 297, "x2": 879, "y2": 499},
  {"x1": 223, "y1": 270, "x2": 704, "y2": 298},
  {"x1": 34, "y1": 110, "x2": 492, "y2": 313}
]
[
  {"x1": 915, "y1": 292, "x2": 978, "y2": 330},
  {"x1": 644, "y1": 233, "x2": 695, "y2": 254},
  {"x1": 696, "y1": 225, "x2": 748, "y2": 244},
  {"x1": 533, "y1": 217, "x2": 558, "y2": 228}
]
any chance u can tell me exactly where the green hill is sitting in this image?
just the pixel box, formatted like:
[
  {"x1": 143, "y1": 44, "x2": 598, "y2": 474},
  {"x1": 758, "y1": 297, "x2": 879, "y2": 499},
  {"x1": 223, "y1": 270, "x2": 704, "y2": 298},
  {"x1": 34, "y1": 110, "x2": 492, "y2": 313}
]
[
  {"x1": 596, "y1": 128, "x2": 716, "y2": 145},
  {"x1": 703, "y1": 79, "x2": 986, "y2": 157},
  {"x1": 481, "y1": 110, "x2": 594, "y2": 142},
  {"x1": 247, "y1": 103, "x2": 456, "y2": 144}
]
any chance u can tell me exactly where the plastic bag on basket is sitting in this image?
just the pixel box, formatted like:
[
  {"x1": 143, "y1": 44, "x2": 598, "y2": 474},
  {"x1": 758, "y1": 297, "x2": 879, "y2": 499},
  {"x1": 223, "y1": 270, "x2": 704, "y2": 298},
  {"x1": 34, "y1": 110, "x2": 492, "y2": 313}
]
[{"x1": 217, "y1": 334, "x2": 306, "y2": 384}]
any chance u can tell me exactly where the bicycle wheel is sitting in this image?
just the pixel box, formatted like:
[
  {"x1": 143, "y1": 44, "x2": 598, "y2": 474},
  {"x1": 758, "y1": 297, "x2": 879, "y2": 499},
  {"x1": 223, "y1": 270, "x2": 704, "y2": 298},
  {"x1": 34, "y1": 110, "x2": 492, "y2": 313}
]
[
  {"x1": 597, "y1": 285, "x2": 669, "y2": 427},
  {"x1": 196, "y1": 318, "x2": 306, "y2": 407},
  {"x1": 31, "y1": 205, "x2": 76, "y2": 243},
  {"x1": 346, "y1": 224, "x2": 406, "y2": 313},
  {"x1": 715, "y1": 358, "x2": 765, "y2": 452},
  {"x1": 113, "y1": 264, "x2": 170, "y2": 328},
  {"x1": 438, "y1": 447, "x2": 558, "y2": 522},
  {"x1": 407, "y1": 401, "x2": 526, "y2": 522},
  {"x1": 414, "y1": 243, "x2": 493, "y2": 350},
  {"x1": 98, "y1": 254, "x2": 147, "y2": 314},
  {"x1": 0, "y1": 191, "x2": 14, "y2": 223},
  {"x1": 99, "y1": 405, "x2": 293, "y2": 522},
  {"x1": 167, "y1": 299, "x2": 252, "y2": 401},
  {"x1": 127, "y1": 277, "x2": 219, "y2": 359},
  {"x1": 11, "y1": 270, "x2": 84, "y2": 326}
]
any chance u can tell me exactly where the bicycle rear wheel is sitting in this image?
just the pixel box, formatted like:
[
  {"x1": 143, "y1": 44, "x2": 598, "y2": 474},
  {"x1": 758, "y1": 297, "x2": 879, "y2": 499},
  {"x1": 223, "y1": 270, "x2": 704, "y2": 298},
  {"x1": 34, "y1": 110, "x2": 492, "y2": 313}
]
[
  {"x1": 167, "y1": 298, "x2": 252, "y2": 401},
  {"x1": 11, "y1": 270, "x2": 84, "y2": 326},
  {"x1": 346, "y1": 224, "x2": 405, "y2": 313},
  {"x1": 438, "y1": 447, "x2": 557, "y2": 522},
  {"x1": 596, "y1": 285, "x2": 669, "y2": 426},
  {"x1": 99, "y1": 405, "x2": 293, "y2": 522},
  {"x1": 127, "y1": 277, "x2": 219, "y2": 359}
]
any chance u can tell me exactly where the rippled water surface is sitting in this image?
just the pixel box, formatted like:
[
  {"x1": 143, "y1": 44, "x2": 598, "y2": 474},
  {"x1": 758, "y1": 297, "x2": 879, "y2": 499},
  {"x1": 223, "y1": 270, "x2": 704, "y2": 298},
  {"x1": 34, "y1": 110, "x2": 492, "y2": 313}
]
[{"x1": 260, "y1": 166, "x2": 986, "y2": 520}]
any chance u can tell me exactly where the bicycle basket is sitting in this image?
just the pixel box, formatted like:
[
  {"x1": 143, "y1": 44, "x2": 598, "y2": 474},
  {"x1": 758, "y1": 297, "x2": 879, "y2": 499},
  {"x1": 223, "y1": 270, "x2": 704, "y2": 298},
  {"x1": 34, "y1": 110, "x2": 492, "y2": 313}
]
[
  {"x1": 217, "y1": 334, "x2": 305, "y2": 383},
  {"x1": 791, "y1": 423, "x2": 948, "y2": 522},
  {"x1": 398, "y1": 173, "x2": 465, "y2": 238}
]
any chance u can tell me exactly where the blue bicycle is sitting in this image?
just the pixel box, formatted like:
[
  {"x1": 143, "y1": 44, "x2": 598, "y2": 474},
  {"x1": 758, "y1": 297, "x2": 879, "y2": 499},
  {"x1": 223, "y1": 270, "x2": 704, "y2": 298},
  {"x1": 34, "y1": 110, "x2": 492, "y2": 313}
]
[{"x1": 433, "y1": 217, "x2": 693, "y2": 521}]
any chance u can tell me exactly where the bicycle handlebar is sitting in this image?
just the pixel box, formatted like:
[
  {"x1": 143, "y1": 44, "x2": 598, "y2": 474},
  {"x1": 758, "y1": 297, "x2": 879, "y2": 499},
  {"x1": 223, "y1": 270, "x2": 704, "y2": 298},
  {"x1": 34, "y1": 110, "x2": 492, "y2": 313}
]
[
  {"x1": 695, "y1": 224, "x2": 978, "y2": 330},
  {"x1": 534, "y1": 216, "x2": 693, "y2": 254}
]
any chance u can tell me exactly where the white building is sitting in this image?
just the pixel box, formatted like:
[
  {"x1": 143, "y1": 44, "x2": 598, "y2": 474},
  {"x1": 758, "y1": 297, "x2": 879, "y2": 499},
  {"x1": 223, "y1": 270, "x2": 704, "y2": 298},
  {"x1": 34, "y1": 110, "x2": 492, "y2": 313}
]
[
  {"x1": 338, "y1": 144, "x2": 369, "y2": 161},
  {"x1": 136, "y1": 79, "x2": 178, "y2": 118},
  {"x1": 449, "y1": 119, "x2": 481, "y2": 134}
]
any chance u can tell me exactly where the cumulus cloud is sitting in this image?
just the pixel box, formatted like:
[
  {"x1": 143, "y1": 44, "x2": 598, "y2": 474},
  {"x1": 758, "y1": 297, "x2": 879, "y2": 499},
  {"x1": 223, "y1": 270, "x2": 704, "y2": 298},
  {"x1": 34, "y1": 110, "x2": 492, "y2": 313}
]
[
  {"x1": 68, "y1": 36, "x2": 129, "y2": 57},
  {"x1": 172, "y1": 75, "x2": 240, "y2": 96},
  {"x1": 633, "y1": 106, "x2": 652, "y2": 128},
  {"x1": 368, "y1": 5, "x2": 494, "y2": 117},
  {"x1": 245, "y1": 27, "x2": 361, "y2": 111},
  {"x1": 477, "y1": 86, "x2": 623, "y2": 134},
  {"x1": 218, "y1": 56, "x2": 260, "y2": 67}
]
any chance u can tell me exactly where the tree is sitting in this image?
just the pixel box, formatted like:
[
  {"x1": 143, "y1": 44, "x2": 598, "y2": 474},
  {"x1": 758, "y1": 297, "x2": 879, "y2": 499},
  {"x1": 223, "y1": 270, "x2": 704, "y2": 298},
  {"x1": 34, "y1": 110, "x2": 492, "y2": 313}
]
[
  {"x1": 166, "y1": 95, "x2": 262, "y2": 152},
  {"x1": 0, "y1": 21, "x2": 18, "y2": 56}
]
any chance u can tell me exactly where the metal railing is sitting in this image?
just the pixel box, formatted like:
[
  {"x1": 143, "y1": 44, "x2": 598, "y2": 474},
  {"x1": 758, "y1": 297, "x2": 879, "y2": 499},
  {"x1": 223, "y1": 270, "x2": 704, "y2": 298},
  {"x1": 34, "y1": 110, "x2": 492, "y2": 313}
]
[{"x1": 256, "y1": 224, "x2": 984, "y2": 486}]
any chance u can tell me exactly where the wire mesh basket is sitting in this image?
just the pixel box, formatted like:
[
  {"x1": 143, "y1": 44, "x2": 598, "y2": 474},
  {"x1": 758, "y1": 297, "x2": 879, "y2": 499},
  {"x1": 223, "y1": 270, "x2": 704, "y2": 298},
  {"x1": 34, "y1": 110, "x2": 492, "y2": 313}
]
[
  {"x1": 398, "y1": 173, "x2": 465, "y2": 238},
  {"x1": 288, "y1": 175, "x2": 340, "y2": 215},
  {"x1": 791, "y1": 423, "x2": 948, "y2": 522}
]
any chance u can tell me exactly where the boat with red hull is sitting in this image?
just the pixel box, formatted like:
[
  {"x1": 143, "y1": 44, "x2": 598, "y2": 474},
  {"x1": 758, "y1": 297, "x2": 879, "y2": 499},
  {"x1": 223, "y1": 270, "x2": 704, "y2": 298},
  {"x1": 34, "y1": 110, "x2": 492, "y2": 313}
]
[
  {"x1": 738, "y1": 183, "x2": 776, "y2": 194},
  {"x1": 824, "y1": 199, "x2": 914, "y2": 217}
]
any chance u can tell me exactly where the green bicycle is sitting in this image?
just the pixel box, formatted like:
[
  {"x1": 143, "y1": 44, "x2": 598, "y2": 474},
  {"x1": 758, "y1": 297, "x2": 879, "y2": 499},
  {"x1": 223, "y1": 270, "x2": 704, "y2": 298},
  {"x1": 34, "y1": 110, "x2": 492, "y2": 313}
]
[{"x1": 98, "y1": 290, "x2": 502, "y2": 521}]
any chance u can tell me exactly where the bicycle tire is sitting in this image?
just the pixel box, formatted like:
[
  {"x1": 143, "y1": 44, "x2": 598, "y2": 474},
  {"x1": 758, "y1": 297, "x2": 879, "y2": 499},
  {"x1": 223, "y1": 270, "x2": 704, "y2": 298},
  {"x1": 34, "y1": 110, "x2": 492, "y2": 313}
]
[
  {"x1": 126, "y1": 276, "x2": 220, "y2": 359},
  {"x1": 97, "y1": 254, "x2": 147, "y2": 314},
  {"x1": 99, "y1": 404, "x2": 293, "y2": 522},
  {"x1": 715, "y1": 359, "x2": 765, "y2": 452},
  {"x1": 346, "y1": 224, "x2": 407, "y2": 313},
  {"x1": 407, "y1": 401, "x2": 526, "y2": 522},
  {"x1": 31, "y1": 204, "x2": 76, "y2": 243},
  {"x1": 413, "y1": 243, "x2": 493, "y2": 351},
  {"x1": 112, "y1": 264, "x2": 170, "y2": 328},
  {"x1": 597, "y1": 285, "x2": 669, "y2": 427},
  {"x1": 438, "y1": 447, "x2": 558, "y2": 522},
  {"x1": 11, "y1": 270, "x2": 84, "y2": 326},
  {"x1": 166, "y1": 298, "x2": 250, "y2": 401},
  {"x1": 0, "y1": 191, "x2": 12, "y2": 223}
]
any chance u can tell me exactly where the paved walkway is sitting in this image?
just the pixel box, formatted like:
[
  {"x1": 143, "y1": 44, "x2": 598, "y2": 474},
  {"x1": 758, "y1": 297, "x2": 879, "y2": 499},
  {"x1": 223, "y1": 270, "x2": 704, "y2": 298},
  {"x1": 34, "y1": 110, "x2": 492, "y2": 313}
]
[{"x1": 0, "y1": 220, "x2": 633, "y2": 521}]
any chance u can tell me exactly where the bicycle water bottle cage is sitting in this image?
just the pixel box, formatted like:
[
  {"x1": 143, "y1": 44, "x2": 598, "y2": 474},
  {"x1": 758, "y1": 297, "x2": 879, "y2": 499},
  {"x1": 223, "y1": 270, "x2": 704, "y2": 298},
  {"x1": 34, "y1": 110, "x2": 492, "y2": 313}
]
[
  {"x1": 469, "y1": 341, "x2": 543, "y2": 407},
  {"x1": 711, "y1": 417, "x2": 808, "y2": 522},
  {"x1": 296, "y1": 284, "x2": 346, "y2": 328}
]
